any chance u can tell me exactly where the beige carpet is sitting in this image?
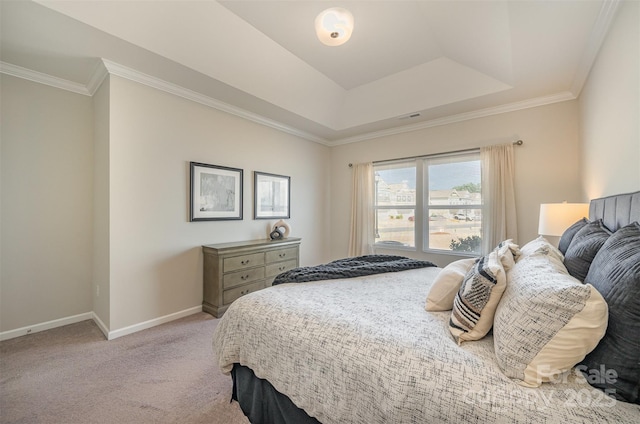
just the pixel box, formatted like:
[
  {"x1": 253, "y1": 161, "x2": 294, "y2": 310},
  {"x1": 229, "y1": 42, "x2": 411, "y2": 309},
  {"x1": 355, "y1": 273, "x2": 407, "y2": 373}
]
[{"x1": 0, "y1": 313, "x2": 250, "y2": 424}]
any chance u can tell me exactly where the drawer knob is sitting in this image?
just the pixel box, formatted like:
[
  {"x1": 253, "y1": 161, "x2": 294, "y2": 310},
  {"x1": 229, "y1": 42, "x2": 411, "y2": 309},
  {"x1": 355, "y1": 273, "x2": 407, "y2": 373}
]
[
  {"x1": 279, "y1": 266, "x2": 286, "y2": 271},
  {"x1": 241, "y1": 259, "x2": 250, "y2": 265},
  {"x1": 279, "y1": 253, "x2": 286, "y2": 258},
  {"x1": 241, "y1": 289, "x2": 250, "y2": 295},
  {"x1": 241, "y1": 275, "x2": 249, "y2": 280}
]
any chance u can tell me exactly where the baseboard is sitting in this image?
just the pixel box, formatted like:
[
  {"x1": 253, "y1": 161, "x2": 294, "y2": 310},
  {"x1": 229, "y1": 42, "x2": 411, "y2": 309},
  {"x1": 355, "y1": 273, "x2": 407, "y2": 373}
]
[
  {"x1": 106, "y1": 306, "x2": 203, "y2": 340},
  {"x1": 0, "y1": 312, "x2": 94, "y2": 341},
  {"x1": 0, "y1": 306, "x2": 204, "y2": 342},
  {"x1": 92, "y1": 312, "x2": 110, "y2": 339}
]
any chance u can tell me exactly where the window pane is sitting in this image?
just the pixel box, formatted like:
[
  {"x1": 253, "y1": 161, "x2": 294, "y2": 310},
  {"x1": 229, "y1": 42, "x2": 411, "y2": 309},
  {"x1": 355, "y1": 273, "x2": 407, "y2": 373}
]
[
  {"x1": 428, "y1": 209, "x2": 482, "y2": 254},
  {"x1": 374, "y1": 162, "x2": 416, "y2": 248},
  {"x1": 376, "y1": 208, "x2": 415, "y2": 248},
  {"x1": 375, "y1": 164, "x2": 416, "y2": 207},
  {"x1": 428, "y1": 157, "x2": 481, "y2": 206}
]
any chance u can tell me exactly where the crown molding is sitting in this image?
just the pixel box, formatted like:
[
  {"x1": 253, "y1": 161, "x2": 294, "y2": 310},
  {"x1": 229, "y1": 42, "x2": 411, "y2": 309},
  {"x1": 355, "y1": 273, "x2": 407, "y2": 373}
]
[
  {"x1": 331, "y1": 91, "x2": 577, "y2": 146},
  {"x1": 570, "y1": 0, "x2": 621, "y2": 97},
  {"x1": 0, "y1": 61, "x2": 91, "y2": 96},
  {"x1": 0, "y1": 59, "x2": 585, "y2": 147},
  {"x1": 100, "y1": 60, "x2": 330, "y2": 145},
  {"x1": 86, "y1": 61, "x2": 109, "y2": 95}
]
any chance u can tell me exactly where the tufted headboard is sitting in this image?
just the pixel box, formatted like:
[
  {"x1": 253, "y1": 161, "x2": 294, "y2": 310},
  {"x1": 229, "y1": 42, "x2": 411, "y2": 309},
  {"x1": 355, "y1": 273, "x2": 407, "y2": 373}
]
[{"x1": 589, "y1": 191, "x2": 640, "y2": 232}]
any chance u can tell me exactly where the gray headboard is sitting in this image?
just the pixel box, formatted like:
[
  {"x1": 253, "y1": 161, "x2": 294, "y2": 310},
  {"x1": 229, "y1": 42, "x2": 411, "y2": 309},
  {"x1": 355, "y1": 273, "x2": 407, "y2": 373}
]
[{"x1": 589, "y1": 191, "x2": 640, "y2": 232}]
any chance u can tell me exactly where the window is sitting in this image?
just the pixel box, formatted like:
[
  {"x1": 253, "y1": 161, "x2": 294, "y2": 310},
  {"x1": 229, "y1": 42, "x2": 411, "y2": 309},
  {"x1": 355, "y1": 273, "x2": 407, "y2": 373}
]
[{"x1": 373, "y1": 151, "x2": 482, "y2": 255}]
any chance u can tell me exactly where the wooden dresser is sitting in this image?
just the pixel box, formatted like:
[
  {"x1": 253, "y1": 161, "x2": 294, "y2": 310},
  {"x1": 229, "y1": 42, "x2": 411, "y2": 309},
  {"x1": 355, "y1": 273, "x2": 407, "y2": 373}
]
[{"x1": 202, "y1": 237, "x2": 301, "y2": 317}]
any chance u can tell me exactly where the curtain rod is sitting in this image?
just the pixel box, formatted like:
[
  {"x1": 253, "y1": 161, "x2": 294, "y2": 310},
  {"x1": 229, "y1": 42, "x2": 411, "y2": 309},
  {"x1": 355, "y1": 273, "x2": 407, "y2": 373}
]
[{"x1": 348, "y1": 139, "x2": 523, "y2": 167}]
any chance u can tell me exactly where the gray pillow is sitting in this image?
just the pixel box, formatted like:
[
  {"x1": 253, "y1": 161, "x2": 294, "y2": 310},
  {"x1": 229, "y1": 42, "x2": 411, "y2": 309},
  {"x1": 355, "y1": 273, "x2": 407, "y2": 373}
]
[
  {"x1": 563, "y1": 220, "x2": 611, "y2": 282},
  {"x1": 581, "y1": 222, "x2": 640, "y2": 404},
  {"x1": 558, "y1": 218, "x2": 589, "y2": 255}
]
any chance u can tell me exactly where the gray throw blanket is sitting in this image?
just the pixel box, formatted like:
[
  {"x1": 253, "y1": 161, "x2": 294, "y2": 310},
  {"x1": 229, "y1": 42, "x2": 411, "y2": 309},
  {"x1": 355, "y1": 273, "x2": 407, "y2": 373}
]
[{"x1": 272, "y1": 255, "x2": 436, "y2": 285}]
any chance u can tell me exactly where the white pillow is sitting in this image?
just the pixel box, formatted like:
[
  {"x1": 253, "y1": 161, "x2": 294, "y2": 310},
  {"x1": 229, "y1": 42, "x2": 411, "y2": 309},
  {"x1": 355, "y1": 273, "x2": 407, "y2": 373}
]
[
  {"x1": 519, "y1": 236, "x2": 564, "y2": 263},
  {"x1": 449, "y1": 248, "x2": 507, "y2": 344},
  {"x1": 496, "y1": 239, "x2": 520, "y2": 271},
  {"x1": 493, "y1": 252, "x2": 608, "y2": 387},
  {"x1": 425, "y1": 258, "x2": 476, "y2": 312}
]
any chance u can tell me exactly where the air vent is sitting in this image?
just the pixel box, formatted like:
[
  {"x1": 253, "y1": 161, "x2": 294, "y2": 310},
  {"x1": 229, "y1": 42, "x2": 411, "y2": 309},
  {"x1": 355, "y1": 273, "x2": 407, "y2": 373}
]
[{"x1": 399, "y1": 113, "x2": 421, "y2": 120}]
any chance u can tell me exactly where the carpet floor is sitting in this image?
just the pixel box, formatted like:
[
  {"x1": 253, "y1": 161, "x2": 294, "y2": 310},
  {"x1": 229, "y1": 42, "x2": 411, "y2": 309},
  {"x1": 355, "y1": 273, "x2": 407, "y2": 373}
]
[{"x1": 0, "y1": 313, "x2": 250, "y2": 424}]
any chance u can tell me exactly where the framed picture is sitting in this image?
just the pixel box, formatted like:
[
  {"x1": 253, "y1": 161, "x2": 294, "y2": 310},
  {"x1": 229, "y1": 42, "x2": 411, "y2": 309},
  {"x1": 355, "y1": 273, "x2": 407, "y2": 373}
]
[
  {"x1": 190, "y1": 162, "x2": 243, "y2": 221},
  {"x1": 254, "y1": 171, "x2": 290, "y2": 219}
]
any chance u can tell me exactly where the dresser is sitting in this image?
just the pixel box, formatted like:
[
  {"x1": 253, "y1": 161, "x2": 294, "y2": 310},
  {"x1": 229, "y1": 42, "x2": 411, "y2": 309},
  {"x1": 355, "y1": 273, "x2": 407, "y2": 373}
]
[{"x1": 202, "y1": 237, "x2": 301, "y2": 317}]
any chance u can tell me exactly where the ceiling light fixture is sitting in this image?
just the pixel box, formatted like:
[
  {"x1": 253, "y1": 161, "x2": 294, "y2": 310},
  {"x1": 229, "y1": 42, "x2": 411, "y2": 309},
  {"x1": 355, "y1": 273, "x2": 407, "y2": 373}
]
[{"x1": 315, "y1": 7, "x2": 354, "y2": 46}]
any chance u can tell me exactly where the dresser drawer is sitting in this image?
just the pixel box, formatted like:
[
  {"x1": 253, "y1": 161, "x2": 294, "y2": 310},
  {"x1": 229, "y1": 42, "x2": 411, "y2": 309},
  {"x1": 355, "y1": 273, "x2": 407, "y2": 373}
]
[
  {"x1": 223, "y1": 280, "x2": 265, "y2": 304},
  {"x1": 223, "y1": 267, "x2": 265, "y2": 289},
  {"x1": 224, "y1": 252, "x2": 265, "y2": 273},
  {"x1": 266, "y1": 247, "x2": 298, "y2": 263},
  {"x1": 266, "y1": 259, "x2": 298, "y2": 278}
]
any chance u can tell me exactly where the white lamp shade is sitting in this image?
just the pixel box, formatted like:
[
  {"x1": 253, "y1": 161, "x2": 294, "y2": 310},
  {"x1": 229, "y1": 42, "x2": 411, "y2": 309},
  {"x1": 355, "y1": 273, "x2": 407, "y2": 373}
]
[
  {"x1": 538, "y1": 203, "x2": 589, "y2": 236},
  {"x1": 315, "y1": 7, "x2": 354, "y2": 46}
]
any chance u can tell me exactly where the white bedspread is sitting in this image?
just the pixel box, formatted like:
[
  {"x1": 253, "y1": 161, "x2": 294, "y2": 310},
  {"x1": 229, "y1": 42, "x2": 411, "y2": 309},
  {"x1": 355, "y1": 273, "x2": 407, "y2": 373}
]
[{"x1": 213, "y1": 267, "x2": 640, "y2": 423}]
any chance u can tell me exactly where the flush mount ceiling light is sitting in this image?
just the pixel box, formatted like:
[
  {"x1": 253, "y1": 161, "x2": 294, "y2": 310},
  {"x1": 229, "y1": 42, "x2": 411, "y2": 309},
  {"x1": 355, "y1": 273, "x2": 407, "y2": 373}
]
[{"x1": 315, "y1": 7, "x2": 354, "y2": 46}]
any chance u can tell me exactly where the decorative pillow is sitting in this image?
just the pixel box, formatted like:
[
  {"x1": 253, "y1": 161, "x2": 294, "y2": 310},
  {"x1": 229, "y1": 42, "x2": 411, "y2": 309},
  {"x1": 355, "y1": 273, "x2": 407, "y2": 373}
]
[
  {"x1": 493, "y1": 252, "x2": 608, "y2": 387},
  {"x1": 519, "y1": 236, "x2": 564, "y2": 263},
  {"x1": 581, "y1": 222, "x2": 640, "y2": 404},
  {"x1": 558, "y1": 218, "x2": 589, "y2": 255},
  {"x1": 425, "y1": 258, "x2": 477, "y2": 312},
  {"x1": 564, "y1": 219, "x2": 611, "y2": 282},
  {"x1": 495, "y1": 239, "x2": 520, "y2": 272},
  {"x1": 449, "y1": 248, "x2": 507, "y2": 344}
]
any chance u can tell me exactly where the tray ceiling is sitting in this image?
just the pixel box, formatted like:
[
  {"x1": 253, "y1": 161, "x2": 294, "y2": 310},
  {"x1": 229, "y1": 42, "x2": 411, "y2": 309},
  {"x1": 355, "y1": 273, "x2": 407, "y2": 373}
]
[{"x1": 0, "y1": 1, "x2": 616, "y2": 145}]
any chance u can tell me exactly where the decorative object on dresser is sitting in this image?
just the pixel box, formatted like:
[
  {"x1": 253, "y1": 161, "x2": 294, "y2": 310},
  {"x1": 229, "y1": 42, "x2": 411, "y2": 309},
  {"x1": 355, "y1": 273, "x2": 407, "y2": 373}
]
[
  {"x1": 254, "y1": 171, "x2": 290, "y2": 219},
  {"x1": 190, "y1": 162, "x2": 243, "y2": 221},
  {"x1": 202, "y1": 238, "x2": 301, "y2": 317},
  {"x1": 269, "y1": 219, "x2": 291, "y2": 240}
]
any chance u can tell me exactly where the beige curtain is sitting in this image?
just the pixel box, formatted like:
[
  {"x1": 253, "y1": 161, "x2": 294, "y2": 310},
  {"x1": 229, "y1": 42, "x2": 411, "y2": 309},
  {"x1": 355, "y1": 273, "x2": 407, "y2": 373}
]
[
  {"x1": 348, "y1": 162, "x2": 375, "y2": 256},
  {"x1": 481, "y1": 144, "x2": 518, "y2": 254}
]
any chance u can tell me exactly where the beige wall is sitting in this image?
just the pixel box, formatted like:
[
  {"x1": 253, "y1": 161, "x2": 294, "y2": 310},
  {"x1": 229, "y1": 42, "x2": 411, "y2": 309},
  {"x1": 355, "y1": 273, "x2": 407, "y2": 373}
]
[
  {"x1": 579, "y1": 0, "x2": 640, "y2": 199},
  {"x1": 0, "y1": 73, "x2": 331, "y2": 336},
  {"x1": 330, "y1": 101, "x2": 582, "y2": 266},
  {"x1": 106, "y1": 76, "x2": 330, "y2": 331},
  {"x1": 1, "y1": 75, "x2": 94, "y2": 331},
  {"x1": 92, "y1": 77, "x2": 110, "y2": 328}
]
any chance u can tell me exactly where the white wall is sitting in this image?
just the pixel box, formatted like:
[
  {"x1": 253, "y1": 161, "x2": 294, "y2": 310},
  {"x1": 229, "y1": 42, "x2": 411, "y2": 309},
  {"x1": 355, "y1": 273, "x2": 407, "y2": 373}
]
[
  {"x1": 1, "y1": 75, "x2": 94, "y2": 332},
  {"x1": 579, "y1": 0, "x2": 640, "y2": 199},
  {"x1": 329, "y1": 101, "x2": 582, "y2": 266},
  {"x1": 106, "y1": 76, "x2": 331, "y2": 331}
]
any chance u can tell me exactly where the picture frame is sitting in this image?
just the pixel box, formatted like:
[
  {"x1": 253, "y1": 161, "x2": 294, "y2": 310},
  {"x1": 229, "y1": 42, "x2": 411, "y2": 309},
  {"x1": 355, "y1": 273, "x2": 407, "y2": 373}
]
[
  {"x1": 190, "y1": 162, "x2": 243, "y2": 221},
  {"x1": 254, "y1": 171, "x2": 291, "y2": 219}
]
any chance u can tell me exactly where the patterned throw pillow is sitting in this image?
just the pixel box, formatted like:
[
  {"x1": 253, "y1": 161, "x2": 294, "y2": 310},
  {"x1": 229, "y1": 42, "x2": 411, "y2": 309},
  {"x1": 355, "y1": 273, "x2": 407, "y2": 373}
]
[
  {"x1": 558, "y1": 218, "x2": 589, "y2": 255},
  {"x1": 425, "y1": 258, "x2": 477, "y2": 312},
  {"x1": 493, "y1": 251, "x2": 608, "y2": 387},
  {"x1": 581, "y1": 222, "x2": 640, "y2": 404},
  {"x1": 449, "y1": 248, "x2": 507, "y2": 344},
  {"x1": 564, "y1": 220, "x2": 611, "y2": 282}
]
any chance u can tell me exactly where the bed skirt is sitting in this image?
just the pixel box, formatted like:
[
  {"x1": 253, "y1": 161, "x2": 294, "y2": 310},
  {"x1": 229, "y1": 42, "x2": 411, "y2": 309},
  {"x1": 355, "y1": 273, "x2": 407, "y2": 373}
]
[{"x1": 232, "y1": 363, "x2": 320, "y2": 424}]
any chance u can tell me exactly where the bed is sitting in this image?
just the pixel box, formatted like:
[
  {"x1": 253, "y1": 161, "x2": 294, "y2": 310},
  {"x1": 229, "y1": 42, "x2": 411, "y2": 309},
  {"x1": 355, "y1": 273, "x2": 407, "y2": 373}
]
[{"x1": 213, "y1": 191, "x2": 640, "y2": 423}]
